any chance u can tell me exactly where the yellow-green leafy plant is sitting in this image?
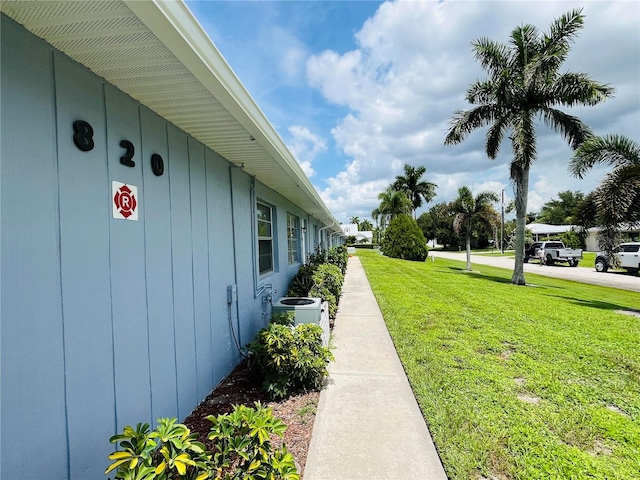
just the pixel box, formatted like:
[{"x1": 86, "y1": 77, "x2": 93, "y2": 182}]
[
  {"x1": 105, "y1": 418, "x2": 209, "y2": 480},
  {"x1": 206, "y1": 403, "x2": 299, "y2": 480}
]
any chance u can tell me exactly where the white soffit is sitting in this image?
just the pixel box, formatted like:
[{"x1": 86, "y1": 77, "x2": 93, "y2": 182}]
[{"x1": 1, "y1": 0, "x2": 339, "y2": 228}]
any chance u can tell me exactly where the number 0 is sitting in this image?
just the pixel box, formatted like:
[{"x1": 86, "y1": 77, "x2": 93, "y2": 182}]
[{"x1": 151, "y1": 153, "x2": 164, "y2": 176}]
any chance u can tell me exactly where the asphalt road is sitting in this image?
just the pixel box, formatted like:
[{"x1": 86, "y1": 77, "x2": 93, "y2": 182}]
[{"x1": 430, "y1": 251, "x2": 640, "y2": 293}]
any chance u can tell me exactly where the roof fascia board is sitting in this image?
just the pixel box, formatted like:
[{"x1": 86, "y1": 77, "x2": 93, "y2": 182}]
[{"x1": 123, "y1": 0, "x2": 338, "y2": 228}]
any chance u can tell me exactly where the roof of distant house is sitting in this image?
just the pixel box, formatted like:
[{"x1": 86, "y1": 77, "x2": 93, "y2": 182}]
[{"x1": 526, "y1": 223, "x2": 576, "y2": 235}]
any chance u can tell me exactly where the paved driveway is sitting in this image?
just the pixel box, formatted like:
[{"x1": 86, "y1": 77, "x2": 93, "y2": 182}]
[{"x1": 430, "y1": 251, "x2": 640, "y2": 293}]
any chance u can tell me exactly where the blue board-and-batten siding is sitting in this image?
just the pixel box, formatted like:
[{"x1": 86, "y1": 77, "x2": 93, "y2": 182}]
[
  {"x1": 1, "y1": 14, "x2": 316, "y2": 480},
  {"x1": 0, "y1": 17, "x2": 69, "y2": 474}
]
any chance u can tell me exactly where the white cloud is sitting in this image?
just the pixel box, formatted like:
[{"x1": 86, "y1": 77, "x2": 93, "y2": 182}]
[
  {"x1": 286, "y1": 125, "x2": 328, "y2": 177},
  {"x1": 316, "y1": 161, "x2": 390, "y2": 222},
  {"x1": 303, "y1": 0, "x2": 639, "y2": 220}
]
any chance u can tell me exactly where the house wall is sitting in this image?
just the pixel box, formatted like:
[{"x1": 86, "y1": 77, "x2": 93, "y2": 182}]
[
  {"x1": 586, "y1": 228, "x2": 640, "y2": 252},
  {"x1": 0, "y1": 15, "x2": 318, "y2": 480}
]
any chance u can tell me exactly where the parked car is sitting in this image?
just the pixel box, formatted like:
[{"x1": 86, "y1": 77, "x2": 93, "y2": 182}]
[
  {"x1": 524, "y1": 241, "x2": 582, "y2": 266},
  {"x1": 595, "y1": 242, "x2": 640, "y2": 274}
]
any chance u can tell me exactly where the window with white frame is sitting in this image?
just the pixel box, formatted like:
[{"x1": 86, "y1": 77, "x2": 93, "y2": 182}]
[
  {"x1": 257, "y1": 202, "x2": 274, "y2": 274},
  {"x1": 287, "y1": 213, "x2": 299, "y2": 264}
]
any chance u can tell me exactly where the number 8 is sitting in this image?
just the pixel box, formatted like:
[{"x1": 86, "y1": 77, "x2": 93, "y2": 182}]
[{"x1": 72, "y1": 120, "x2": 94, "y2": 152}]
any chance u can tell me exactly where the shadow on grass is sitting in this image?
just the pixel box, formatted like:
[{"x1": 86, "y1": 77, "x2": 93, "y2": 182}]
[
  {"x1": 442, "y1": 266, "x2": 516, "y2": 286},
  {"x1": 441, "y1": 266, "x2": 575, "y2": 292},
  {"x1": 545, "y1": 295, "x2": 639, "y2": 313}
]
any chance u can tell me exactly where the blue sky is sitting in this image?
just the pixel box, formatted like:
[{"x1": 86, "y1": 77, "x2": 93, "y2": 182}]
[{"x1": 186, "y1": 0, "x2": 640, "y2": 223}]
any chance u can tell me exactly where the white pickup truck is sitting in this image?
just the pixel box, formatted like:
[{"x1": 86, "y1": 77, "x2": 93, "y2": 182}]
[
  {"x1": 524, "y1": 241, "x2": 582, "y2": 267},
  {"x1": 595, "y1": 242, "x2": 640, "y2": 274}
]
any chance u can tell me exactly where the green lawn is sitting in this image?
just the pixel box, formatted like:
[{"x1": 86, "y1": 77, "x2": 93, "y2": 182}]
[
  {"x1": 358, "y1": 251, "x2": 640, "y2": 480},
  {"x1": 581, "y1": 251, "x2": 596, "y2": 267}
]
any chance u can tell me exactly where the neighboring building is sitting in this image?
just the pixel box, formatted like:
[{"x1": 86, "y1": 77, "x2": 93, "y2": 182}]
[
  {"x1": 0, "y1": 2, "x2": 341, "y2": 479},
  {"x1": 585, "y1": 224, "x2": 640, "y2": 251},
  {"x1": 341, "y1": 224, "x2": 373, "y2": 243},
  {"x1": 527, "y1": 223, "x2": 640, "y2": 251},
  {"x1": 342, "y1": 223, "x2": 359, "y2": 236},
  {"x1": 355, "y1": 231, "x2": 374, "y2": 243}
]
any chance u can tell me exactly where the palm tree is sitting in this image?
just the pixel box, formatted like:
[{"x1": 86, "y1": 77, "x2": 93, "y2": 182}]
[
  {"x1": 570, "y1": 134, "x2": 640, "y2": 265},
  {"x1": 349, "y1": 216, "x2": 361, "y2": 228},
  {"x1": 359, "y1": 219, "x2": 374, "y2": 231},
  {"x1": 444, "y1": 9, "x2": 613, "y2": 285},
  {"x1": 375, "y1": 188, "x2": 412, "y2": 228},
  {"x1": 371, "y1": 207, "x2": 384, "y2": 232},
  {"x1": 392, "y1": 164, "x2": 437, "y2": 218},
  {"x1": 453, "y1": 187, "x2": 500, "y2": 271}
]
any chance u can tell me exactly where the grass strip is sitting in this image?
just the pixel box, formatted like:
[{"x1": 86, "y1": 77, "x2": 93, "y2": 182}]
[{"x1": 358, "y1": 250, "x2": 639, "y2": 480}]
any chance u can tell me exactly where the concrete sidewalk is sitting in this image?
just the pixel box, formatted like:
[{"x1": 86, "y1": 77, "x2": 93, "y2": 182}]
[{"x1": 304, "y1": 257, "x2": 448, "y2": 480}]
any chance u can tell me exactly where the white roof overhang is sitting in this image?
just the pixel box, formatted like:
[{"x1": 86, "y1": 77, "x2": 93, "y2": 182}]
[
  {"x1": 1, "y1": 0, "x2": 340, "y2": 229},
  {"x1": 526, "y1": 223, "x2": 575, "y2": 235}
]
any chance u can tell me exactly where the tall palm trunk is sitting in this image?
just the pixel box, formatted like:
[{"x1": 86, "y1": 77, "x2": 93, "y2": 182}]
[{"x1": 511, "y1": 165, "x2": 530, "y2": 285}]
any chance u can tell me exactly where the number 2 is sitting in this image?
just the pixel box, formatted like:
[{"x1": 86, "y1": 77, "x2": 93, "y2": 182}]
[{"x1": 120, "y1": 140, "x2": 135, "y2": 167}]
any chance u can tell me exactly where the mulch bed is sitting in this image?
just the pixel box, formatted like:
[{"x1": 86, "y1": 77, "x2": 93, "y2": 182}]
[{"x1": 183, "y1": 360, "x2": 319, "y2": 475}]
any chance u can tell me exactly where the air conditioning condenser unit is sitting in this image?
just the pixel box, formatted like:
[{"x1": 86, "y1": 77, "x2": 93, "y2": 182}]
[
  {"x1": 271, "y1": 297, "x2": 322, "y2": 324},
  {"x1": 271, "y1": 297, "x2": 329, "y2": 346}
]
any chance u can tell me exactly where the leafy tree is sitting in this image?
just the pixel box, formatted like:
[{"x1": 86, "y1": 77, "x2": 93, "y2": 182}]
[
  {"x1": 536, "y1": 190, "x2": 585, "y2": 225},
  {"x1": 359, "y1": 219, "x2": 373, "y2": 231},
  {"x1": 559, "y1": 230, "x2": 585, "y2": 249},
  {"x1": 444, "y1": 9, "x2": 613, "y2": 285},
  {"x1": 452, "y1": 187, "x2": 500, "y2": 271},
  {"x1": 374, "y1": 188, "x2": 413, "y2": 228},
  {"x1": 570, "y1": 134, "x2": 640, "y2": 265},
  {"x1": 417, "y1": 211, "x2": 436, "y2": 243},
  {"x1": 419, "y1": 202, "x2": 459, "y2": 249},
  {"x1": 381, "y1": 214, "x2": 429, "y2": 261},
  {"x1": 392, "y1": 164, "x2": 437, "y2": 218}
]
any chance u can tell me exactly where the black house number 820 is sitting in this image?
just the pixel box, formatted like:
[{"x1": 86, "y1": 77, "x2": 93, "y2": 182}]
[{"x1": 72, "y1": 120, "x2": 164, "y2": 177}]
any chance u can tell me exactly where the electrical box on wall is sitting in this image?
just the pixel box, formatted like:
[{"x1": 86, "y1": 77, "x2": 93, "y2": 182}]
[{"x1": 227, "y1": 284, "x2": 237, "y2": 304}]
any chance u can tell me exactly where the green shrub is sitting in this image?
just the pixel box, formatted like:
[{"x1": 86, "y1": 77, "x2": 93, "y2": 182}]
[
  {"x1": 287, "y1": 264, "x2": 317, "y2": 297},
  {"x1": 327, "y1": 245, "x2": 348, "y2": 275},
  {"x1": 270, "y1": 312, "x2": 294, "y2": 326},
  {"x1": 106, "y1": 407, "x2": 299, "y2": 480},
  {"x1": 309, "y1": 284, "x2": 338, "y2": 318},
  {"x1": 309, "y1": 264, "x2": 343, "y2": 318},
  {"x1": 306, "y1": 246, "x2": 327, "y2": 266},
  {"x1": 105, "y1": 417, "x2": 210, "y2": 480},
  {"x1": 288, "y1": 263, "x2": 344, "y2": 317},
  {"x1": 312, "y1": 264, "x2": 343, "y2": 299},
  {"x1": 207, "y1": 403, "x2": 299, "y2": 480},
  {"x1": 381, "y1": 215, "x2": 429, "y2": 261},
  {"x1": 247, "y1": 323, "x2": 333, "y2": 400}
]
